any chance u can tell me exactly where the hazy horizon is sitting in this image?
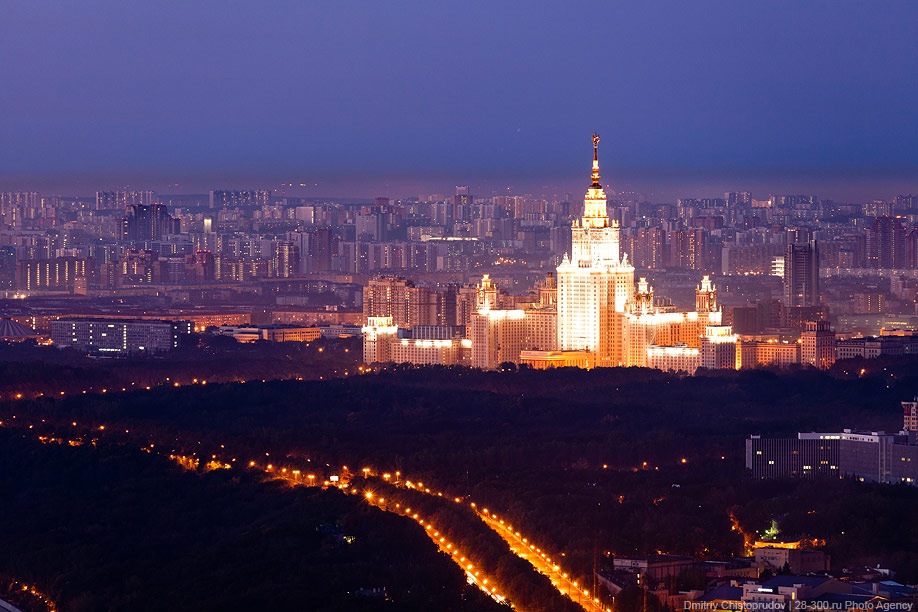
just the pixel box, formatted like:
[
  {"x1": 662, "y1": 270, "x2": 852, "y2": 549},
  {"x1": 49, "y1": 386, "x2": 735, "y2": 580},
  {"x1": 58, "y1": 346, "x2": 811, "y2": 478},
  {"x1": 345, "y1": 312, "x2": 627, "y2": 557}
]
[
  {"x1": 6, "y1": 168, "x2": 916, "y2": 205},
  {"x1": 2, "y1": 2, "x2": 916, "y2": 205}
]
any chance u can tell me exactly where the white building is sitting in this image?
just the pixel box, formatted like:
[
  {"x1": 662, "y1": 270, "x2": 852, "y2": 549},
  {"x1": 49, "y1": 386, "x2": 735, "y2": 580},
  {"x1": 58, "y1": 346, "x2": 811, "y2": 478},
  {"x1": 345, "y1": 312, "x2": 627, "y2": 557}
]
[
  {"x1": 646, "y1": 344, "x2": 700, "y2": 374},
  {"x1": 360, "y1": 135, "x2": 739, "y2": 375},
  {"x1": 362, "y1": 316, "x2": 398, "y2": 363},
  {"x1": 468, "y1": 275, "x2": 557, "y2": 369},
  {"x1": 556, "y1": 134, "x2": 635, "y2": 367}
]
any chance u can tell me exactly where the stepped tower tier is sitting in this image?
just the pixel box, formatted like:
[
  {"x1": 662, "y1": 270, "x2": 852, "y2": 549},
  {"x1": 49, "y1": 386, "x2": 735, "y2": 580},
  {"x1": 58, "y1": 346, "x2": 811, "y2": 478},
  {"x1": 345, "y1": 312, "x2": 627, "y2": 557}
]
[{"x1": 557, "y1": 134, "x2": 635, "y2": 365}]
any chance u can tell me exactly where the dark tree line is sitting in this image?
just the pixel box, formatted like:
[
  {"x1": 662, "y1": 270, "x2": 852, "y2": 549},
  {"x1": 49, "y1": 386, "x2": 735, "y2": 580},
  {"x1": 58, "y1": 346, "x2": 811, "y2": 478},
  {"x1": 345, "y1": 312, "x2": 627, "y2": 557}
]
[{"x1": 2, "y1": 358, "x2": 918, "y2": 607}]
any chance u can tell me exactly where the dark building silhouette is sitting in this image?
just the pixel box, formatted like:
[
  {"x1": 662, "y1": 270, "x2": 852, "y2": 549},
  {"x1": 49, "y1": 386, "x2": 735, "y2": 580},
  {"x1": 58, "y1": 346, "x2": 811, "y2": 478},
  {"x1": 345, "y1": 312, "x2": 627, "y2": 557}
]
[
  {"x1": 783, "y1": 240, "x2": 819, "y2": 307},
  {"x1": 747, "y1": 430, "x2": 918, "y2": 485},
  {"x1": 120, "y1": 204, "x2": 179, "y2": 242},
  {"x1": 866, "y1": 216, "x2": 906, "y2": 269}
]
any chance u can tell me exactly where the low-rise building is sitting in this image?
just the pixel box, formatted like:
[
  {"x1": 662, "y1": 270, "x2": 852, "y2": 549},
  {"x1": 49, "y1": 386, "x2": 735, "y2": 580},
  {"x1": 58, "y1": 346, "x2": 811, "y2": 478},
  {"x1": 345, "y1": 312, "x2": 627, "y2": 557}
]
[
  {"x1": 754, "y1": 545, "x2": 829, "y2": 574},
  {"x1": 215, "y1": 324, "x2": 322, "y2": 343},
  {"x1": 51, "y1": 317, "x2": 191, "y2": 354},
  {"x1": 738, "y1": 340, "x2": 800, "y2": 369},
  {"x1": 746, "y1": 429, "x2": 918, "y2": 485}
]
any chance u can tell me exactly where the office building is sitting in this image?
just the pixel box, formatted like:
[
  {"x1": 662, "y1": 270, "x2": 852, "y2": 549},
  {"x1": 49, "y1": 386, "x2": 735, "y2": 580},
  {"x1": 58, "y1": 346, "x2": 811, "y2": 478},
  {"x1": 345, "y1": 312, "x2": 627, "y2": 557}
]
[
  {"x1": 783, "y1": 240, "x2": 819, "y2": 307},
  {"x1": 51, "y1": 318, "x2": 192, "y2": 354},
  {"x1": 746, "y1": 429, "x2": 918, "y2": 485}
]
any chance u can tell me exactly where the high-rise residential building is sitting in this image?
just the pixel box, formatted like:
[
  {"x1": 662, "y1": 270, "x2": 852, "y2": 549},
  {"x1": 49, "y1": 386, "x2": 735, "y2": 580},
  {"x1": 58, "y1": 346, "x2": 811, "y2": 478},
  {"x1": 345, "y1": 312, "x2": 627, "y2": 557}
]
[
  {"x1": 209, "y1": 190, "x2": 270, "y2": 209},
  {"x1": 120, "y1": 204, "x2": 178, "y2": 242},
  {"x1": 866, "y1": 216, "x2": 906, "y2": 269},
  {"x1": 0, "y1": 247, "x2": 16, "y2": 290},
  {"x1": 894, "y1": 194, "x2": 916, "y2": 214},
  {"x1": 275, "y1": 242, "x2": 300, "y2": 278},
  {"x1": 626, "y1": 226, "x2": 665, "y2": 269},
  {"x1": 305, "y1": 226, "x2": 336, "y2": 273},
  {"x1": 668, "y1": 227, "x2": 705, "y2": 270},
  {"x1": 16, "y1": 257, "x2": 91, "y2": 292},
  {"x1": 725, "y1": 191, "x2": 752, "y2": 208},
  {"x1": 0, "y1": 192, "x2": 41, "y2": 227},
  {"x1": 556, "y1": 134, "x2": 635, "y2": 367},
  {"x1": 363, "y1": 276, "x2": 437, "y2": 328},
  {"x1": 96, "y1": 191, "x2": 156, "y2": 209},
  {"x1": 783, "y1": 240, "x2": 819, "y2": 307},
  {"x1": 906, "y1": 228, "x2": 918, "y2": 269},
  {"x1": 453, "y1": 185, "x2": 473, "y2": 222}
]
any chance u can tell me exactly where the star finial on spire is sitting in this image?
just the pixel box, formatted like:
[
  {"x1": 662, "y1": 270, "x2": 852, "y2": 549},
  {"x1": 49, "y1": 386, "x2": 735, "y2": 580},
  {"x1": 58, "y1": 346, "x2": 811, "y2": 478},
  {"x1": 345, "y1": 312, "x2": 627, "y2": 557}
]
[{"x1": 591, "y1": 133, "x2": 601, "y2": 188}]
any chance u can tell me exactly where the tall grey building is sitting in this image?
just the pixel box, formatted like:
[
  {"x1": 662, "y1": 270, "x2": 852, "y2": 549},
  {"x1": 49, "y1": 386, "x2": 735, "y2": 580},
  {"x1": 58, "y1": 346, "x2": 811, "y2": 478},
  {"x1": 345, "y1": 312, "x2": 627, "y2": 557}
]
[{"x1": 783, "y1": 240, "x2": 819, "y2": 307}]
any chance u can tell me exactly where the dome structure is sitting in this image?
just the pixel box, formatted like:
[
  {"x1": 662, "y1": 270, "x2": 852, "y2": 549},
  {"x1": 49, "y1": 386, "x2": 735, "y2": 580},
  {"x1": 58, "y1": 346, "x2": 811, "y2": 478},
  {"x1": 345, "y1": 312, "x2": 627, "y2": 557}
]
[{"x1": 0, "y1": 318, "x2": 37, "y2": 339}]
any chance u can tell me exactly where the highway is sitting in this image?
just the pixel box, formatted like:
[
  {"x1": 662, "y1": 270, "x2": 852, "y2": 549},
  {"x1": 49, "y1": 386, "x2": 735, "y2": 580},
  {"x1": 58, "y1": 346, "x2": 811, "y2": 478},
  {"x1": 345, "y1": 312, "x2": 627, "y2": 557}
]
[{"x1": 6, "y1": 415, "x2": 612, "y2": 612}]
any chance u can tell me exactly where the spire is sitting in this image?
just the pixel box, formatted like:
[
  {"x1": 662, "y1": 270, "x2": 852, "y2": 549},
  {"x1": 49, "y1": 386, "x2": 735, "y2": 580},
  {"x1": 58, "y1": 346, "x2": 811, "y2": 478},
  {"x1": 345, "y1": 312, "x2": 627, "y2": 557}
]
[{"x1": 591, "y1": 133, "x2": 601, "y2": 188}]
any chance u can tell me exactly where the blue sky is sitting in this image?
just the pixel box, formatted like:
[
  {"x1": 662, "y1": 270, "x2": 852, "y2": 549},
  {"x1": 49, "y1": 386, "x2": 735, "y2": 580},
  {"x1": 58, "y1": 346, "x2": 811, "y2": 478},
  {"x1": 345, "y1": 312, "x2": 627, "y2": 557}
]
[{"x1": 1, "y1": 1, "x2": 916, "y2": 200}]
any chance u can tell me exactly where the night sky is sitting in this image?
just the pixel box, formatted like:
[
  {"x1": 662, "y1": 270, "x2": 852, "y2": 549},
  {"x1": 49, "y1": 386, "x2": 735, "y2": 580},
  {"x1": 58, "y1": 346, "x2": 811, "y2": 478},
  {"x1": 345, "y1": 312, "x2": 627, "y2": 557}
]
[{"x1": 2, "y1": 1, "x2": 916, "y2": 200}]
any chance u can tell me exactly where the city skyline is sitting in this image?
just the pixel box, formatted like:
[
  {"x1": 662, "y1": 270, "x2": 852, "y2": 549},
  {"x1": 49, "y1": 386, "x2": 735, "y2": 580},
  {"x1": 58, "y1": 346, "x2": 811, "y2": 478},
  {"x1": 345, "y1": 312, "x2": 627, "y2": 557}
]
[
  {"x1": 4, "y1": 3, "x2": 918, "y2": 610},
  {"x1": 2, "y1": 2, "x2": 917, "y2": 201}
]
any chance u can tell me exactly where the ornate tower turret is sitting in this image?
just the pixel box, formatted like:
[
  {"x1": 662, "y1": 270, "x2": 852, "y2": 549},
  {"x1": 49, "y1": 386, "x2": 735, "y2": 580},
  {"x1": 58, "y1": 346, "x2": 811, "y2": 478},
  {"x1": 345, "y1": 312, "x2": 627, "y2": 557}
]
[
  {"x1": 695, "y1": 275, "x2": 717, "y2": 313},
  {"x1": 477, "y1": 274, "x2": 498, "y2": 312},
  {"x1": 633, "y1": 277, "x2": 654, "y2": 315}
]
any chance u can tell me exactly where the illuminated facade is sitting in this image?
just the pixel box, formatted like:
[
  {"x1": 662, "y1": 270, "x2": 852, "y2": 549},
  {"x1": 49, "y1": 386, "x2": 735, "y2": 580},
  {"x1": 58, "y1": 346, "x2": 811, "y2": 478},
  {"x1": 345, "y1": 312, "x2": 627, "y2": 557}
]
[
  {"x1": 619, "y1": 275, "x2": 730, "y2": 369},
  {"x1": 469, "y1": 275, "x2": 558, "y2": 369},
  {"x1": 389, "y1": 337, "x2": 471, "y2": 366},
  {"x1": 362, "y1": 315, "x2": 470, "y2": 365},
  {"x1": 519, "y1": 350, "x2": 594, "y2": 370},
  {"x1": 362, "y1": 316, "x2": 398, "y2": 363},
  {"x1": 646, "y1": 344, "x2": 700, "y2": 374},
  {"x1": 556, "y1": 134, "x2": 634, "y2": 366},
  {"x1": 800, "y1": 320, "x2": 835, "y2": 370},
  {"x1": 738, "y1": 340, "x2": 801, "y2": 369},
  {"x1": 360, "y1": 136, "x2": 739, "y2": 374},
  {"x1": 700, "y1": 325, "x2": 738, "y2": 370}
]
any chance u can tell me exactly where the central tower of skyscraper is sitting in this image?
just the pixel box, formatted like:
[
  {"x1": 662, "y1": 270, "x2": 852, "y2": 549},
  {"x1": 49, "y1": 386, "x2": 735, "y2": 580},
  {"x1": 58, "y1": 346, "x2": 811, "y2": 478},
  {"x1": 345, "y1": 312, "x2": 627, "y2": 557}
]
[{"x1": 556, "y1": 134, "x2": 635, "y2": 366}]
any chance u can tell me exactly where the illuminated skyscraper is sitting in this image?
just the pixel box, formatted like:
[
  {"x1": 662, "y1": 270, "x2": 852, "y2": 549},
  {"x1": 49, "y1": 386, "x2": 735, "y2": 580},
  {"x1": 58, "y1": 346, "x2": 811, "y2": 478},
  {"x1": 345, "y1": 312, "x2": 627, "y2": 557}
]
[
  {"x1": 556, "y1": 134, "x2": 635, "y2": 366},
  {"x1": 362, "y1": 135, "x2": 738, "y2": 374}
]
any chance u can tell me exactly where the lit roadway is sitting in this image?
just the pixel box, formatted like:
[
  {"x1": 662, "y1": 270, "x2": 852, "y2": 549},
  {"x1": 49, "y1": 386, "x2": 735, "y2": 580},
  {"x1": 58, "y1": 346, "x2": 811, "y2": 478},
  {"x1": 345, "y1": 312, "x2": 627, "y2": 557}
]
[
  {"x1": 3, "y1": 412, "x2": 611, "y2": 612},
  {"x1": 397, "y1": 479, "x2": 609, "y2": 612},
  {"x1": 478, "y1": 509, "x2": 607, "y2": 612}
]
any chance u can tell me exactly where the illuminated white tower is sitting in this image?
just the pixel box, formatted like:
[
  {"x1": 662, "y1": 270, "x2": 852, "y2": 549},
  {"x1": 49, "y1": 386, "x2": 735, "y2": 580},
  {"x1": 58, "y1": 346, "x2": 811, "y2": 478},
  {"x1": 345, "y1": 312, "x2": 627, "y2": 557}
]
[{"x1": 557, "y1": 134, "x2": 635, "y2": 366}]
